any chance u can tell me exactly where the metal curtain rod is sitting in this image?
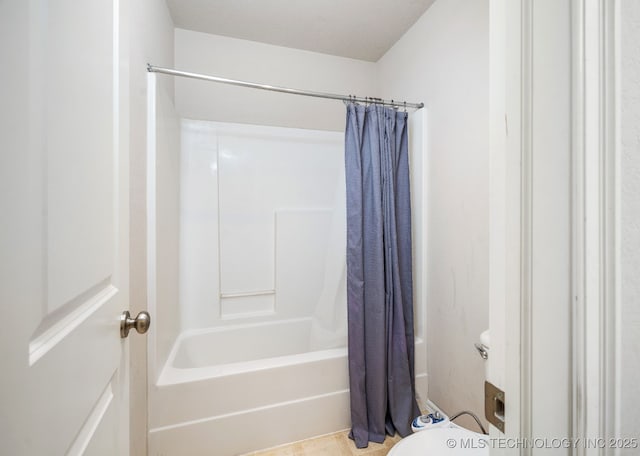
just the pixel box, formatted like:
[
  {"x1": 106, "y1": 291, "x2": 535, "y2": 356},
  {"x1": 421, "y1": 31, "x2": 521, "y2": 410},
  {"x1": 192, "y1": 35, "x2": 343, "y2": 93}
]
[{"x1": 147, "y1": 64, "x2": 424, "y2": 109}]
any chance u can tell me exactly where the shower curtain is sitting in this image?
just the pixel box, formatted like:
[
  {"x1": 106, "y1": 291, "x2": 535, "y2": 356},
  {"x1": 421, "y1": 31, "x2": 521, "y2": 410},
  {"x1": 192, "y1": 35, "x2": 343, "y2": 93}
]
[{"x1": 344, "y1": 103, "x2": 420, "y2": 448}]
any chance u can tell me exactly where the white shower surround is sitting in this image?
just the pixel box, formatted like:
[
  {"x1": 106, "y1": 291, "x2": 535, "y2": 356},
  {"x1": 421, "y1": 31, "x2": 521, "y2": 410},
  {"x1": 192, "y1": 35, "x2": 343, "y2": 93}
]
[
  {"x1": 147, "y1": 87, "x2": 428, "y2": 453},
  {"x1": 177, "y1": 120, "x2": 349, "y2": 334}
]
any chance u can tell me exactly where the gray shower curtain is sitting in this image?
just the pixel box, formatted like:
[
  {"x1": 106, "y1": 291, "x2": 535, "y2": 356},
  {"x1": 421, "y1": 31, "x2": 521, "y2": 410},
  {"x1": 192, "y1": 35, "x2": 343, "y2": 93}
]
[{"x1": 345, "y1": 103, "x2": 420, "y2": 448}]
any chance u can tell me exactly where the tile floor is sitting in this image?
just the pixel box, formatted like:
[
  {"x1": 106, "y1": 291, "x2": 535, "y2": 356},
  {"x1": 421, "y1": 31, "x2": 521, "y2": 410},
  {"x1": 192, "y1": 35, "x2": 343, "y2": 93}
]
[{"x1": 244, "y1": 430, "x2": 402, "y2": 456}]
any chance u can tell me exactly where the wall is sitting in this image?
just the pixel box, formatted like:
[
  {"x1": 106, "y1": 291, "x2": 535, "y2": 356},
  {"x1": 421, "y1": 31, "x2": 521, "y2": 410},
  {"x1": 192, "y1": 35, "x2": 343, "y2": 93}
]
[
  {"x1": 174, "y1": 28, "x2": 377, "y2": 131},
  {"x1": 620, "y1": 0, "x2": 640, "y2": 438},
  {"x1": 127, "y1": 0, "x2": 176, "y2": 454},
  {"x1": 377, "y1": 0, "x2": 490, "y2": 429}
]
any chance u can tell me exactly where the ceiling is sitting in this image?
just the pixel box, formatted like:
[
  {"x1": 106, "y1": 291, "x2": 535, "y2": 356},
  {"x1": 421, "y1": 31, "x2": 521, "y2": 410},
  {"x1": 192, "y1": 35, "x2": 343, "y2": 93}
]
[{"x1": 166, "y1": 0, "x2": 436, "y2": 62}]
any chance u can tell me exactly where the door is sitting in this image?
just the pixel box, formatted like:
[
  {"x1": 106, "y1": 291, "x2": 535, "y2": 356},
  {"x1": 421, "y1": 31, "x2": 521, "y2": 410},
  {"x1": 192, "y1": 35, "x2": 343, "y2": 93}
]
[{"x1": 0, "y1": 1, "x2": 130, "y2": 454}]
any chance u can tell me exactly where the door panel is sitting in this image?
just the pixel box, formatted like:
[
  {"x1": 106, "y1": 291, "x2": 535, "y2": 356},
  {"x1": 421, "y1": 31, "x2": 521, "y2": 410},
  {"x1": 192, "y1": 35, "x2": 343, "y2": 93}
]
[
  {"x1": 0, "y1": 0, "x2": 128, "y2": 455},
  {"x1": 44, "y1": 0, "x2": 115, "y2": 313}
]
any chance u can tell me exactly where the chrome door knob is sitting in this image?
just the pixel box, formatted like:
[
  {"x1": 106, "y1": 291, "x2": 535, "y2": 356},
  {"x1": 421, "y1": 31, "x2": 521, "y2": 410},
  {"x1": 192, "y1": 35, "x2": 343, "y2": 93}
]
[{"x1": 120, "y1": 310, "x2": 151, "y2": 338}]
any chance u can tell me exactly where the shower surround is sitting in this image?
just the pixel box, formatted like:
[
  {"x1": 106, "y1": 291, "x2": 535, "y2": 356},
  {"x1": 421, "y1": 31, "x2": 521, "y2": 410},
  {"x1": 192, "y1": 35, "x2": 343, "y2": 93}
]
[
  {"x1": 147, "y1": 115, "x2": 427, "y2": 455},
  {"x1": 176, "y1": 120, "x2": 349, "y2": 337}
]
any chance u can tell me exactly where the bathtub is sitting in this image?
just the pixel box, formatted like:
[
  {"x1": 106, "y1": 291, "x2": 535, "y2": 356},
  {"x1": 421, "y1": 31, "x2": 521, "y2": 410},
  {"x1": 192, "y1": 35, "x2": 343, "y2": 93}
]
[
  {"x1": 148, "y1": 318, "x2": 351, "y2": 455},
  {"x1": 148, "y1": 318, "x2": 427, "y2": 456}
]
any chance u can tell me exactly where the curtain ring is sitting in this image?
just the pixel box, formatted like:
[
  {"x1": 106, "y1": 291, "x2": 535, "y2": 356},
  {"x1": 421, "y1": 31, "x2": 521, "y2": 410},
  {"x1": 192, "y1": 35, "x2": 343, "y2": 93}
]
[{"x1": 404, "y1": 101, "x2": 407, "y2": 113}]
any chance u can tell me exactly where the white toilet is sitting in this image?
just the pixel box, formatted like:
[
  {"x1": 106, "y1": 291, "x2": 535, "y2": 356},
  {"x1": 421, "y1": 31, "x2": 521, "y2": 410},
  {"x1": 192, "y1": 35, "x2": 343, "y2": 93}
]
[
  {"x1": 387, "y1": 423, "x2": 488, "y2": 456},
  {"x1": 388, "y1": 330, "x2": 491, "y2": 455}
]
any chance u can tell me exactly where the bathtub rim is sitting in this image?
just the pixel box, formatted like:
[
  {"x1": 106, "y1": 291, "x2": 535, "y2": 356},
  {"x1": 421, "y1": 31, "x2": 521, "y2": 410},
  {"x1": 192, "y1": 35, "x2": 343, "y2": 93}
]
[
  {"x1": 157, "y1": 317, "x2": 351, "y2": 386},
  {"x1": 156, "y1": 318, "x2": 424, "y2": 387}
]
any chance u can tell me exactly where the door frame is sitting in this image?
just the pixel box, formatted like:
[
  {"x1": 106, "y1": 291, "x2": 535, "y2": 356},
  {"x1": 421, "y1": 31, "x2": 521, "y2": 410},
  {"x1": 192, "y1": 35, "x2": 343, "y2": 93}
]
[
  {"x1": 490, "y1": 0, "x2": 621, "y2": 453},
  {"x1": 570, "y1": 0, "x2": 620, "y2": 453}
]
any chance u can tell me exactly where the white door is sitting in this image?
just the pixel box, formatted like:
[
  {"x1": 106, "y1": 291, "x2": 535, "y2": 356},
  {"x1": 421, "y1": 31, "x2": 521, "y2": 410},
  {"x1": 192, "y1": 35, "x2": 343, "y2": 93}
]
[{"x1": 0, "y1": 1, "x2": 131, "y2": 455}]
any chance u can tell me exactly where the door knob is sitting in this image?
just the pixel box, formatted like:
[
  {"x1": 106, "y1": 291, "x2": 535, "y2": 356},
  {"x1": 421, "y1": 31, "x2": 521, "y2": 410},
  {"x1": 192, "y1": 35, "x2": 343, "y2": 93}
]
[{"x1": 120, "y1": 310, "x2": 151, "y2": 338}]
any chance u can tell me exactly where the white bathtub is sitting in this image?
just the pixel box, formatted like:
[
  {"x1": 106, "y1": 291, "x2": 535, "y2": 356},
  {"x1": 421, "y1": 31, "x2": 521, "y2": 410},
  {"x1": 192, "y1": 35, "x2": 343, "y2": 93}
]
[
  {"x1": 148, "y1": 318, "x2": 351, "y2": 455},
  {"x1": 148, "y1": 318, "x2": 427, "y2": 456}
]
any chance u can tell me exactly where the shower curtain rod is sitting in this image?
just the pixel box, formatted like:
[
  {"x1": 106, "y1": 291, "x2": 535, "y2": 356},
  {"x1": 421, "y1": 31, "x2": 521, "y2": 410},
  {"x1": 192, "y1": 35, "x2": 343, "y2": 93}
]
[{"x1": 147, "y1": 64, "x2": 424, "y2": 109}]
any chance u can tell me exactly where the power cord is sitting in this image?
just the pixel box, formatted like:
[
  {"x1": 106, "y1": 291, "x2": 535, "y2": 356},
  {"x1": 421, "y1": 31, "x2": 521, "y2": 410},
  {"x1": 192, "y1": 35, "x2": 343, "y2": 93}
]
[{"x1": 449, "y1": 410, "x2": 488, "y2": 435}]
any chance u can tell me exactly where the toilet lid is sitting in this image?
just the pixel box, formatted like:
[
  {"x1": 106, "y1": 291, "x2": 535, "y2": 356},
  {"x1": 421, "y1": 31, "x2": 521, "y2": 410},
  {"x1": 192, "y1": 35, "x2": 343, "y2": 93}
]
[{"x1": 388, "y1": 427, "x2": 489, "y2": 456}]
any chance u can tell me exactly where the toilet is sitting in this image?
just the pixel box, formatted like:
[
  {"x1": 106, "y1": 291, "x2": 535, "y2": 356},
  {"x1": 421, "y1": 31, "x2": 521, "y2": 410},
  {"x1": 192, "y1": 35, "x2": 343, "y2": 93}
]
[
  {"x1": 387, "y1": 424, "x2": 489, "y2": 456},
  {"x1": 388, "y1": 330, "x2": 491, "y2": 455}
]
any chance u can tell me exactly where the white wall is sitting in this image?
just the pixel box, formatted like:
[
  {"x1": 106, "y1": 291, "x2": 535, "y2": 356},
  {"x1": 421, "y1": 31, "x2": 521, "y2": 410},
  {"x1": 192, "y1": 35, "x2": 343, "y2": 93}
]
[
  {"x1": 127, "y1": 1, "x2": 176, "y2": 454},
  {"x1": 620, "y1": 0, "x2": 640, "y2": 438},
  {"x1": 174, "y1": 28, "x2": 378, "y2": 131},
  {"x1": 377, "y1": 0, "x2": 490, "y2": 430}
]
